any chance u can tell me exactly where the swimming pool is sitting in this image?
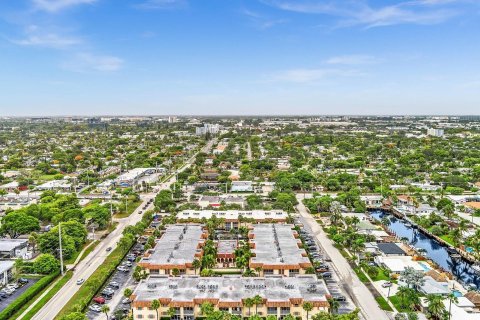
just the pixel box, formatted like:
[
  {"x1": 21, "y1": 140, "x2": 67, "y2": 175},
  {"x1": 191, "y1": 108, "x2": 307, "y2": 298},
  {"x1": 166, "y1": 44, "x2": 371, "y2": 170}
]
[
  {"x1": 452, "y1": 290, "x2": 463, "y2": 297},
  {"x1": 418, "y1": 262, "x2": 431, "y2": 271}
]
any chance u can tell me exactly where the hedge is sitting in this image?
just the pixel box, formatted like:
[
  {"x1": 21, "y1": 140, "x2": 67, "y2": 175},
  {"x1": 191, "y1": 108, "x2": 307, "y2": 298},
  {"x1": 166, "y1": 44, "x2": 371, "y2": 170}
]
[
  {"x1": 56, "y1": 235, "x2": 136, "y2": 319},
  {"x1": 0, "y1": 271, "x2": 60, "y2": 320}
]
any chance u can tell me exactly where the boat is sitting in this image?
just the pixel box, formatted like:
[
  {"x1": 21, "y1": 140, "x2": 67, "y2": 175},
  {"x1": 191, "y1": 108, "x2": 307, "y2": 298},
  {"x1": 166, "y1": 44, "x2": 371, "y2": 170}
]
[
  {"x1": 472, "y1": 264, "x2": 480, "y2": 273},
  {"x1": 404, "y1": 222, "x2": 412, "y2": 227}
]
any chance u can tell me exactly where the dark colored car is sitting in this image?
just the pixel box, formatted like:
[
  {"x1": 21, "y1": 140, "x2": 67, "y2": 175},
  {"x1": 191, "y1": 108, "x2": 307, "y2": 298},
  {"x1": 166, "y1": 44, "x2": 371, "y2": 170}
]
[
  {"x1": 18, "y1": 278, "x2": 29, "y2": 284},
  {"x1": 333, "y1": 295, "x2": 346, "y2": 301},
  {"x1": 321, "y1": 272, "x2": 332, "y2": 278}
]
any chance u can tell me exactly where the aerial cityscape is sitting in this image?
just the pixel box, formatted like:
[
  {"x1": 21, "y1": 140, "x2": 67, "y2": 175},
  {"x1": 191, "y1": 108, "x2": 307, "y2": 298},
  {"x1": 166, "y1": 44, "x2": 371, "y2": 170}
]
[{"x1": 1, "y1": 1, "x2": 480, "y2": 320}]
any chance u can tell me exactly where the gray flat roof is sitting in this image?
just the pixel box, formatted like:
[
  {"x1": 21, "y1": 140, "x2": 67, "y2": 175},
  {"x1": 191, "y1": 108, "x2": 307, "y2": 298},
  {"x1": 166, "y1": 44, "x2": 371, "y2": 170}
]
[
  {"x1": 133, "y1": 275, "x2": 329, "y2": 304},
  {"x1": 250, "y1": 224, "x2": 310, "y2": 267},
  {"x1": 140, "y1": 224, "x2": 205, "y2": 266},
  {"x1": 0, "y1": 239, "x2": 28, "y2": 252}
]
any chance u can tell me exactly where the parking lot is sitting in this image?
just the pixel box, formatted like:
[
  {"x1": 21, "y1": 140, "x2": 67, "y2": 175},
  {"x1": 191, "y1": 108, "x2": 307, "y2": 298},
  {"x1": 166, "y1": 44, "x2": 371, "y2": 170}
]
[
  {"x1": 0, "y1": 277, "x2": 39, "y2": 311},
  {"x1": 294, "y1": 216, "x2": 356, "y2": 315},
  {"x1": 85, "y1": 253, "x2": 137, "y2": 320}
]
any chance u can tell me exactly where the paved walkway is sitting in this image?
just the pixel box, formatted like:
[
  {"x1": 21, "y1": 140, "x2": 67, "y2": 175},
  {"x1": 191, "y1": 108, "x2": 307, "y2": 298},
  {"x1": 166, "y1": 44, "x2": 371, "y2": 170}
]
[{"x1": 296, "y1": 194, "x2": 389, "y2": 320}]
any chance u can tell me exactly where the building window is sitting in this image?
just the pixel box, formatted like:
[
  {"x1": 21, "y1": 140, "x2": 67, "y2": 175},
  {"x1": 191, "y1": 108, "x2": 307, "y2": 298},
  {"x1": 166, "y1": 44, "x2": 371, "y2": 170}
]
[
  {"x1": 137, "y1": 315, "x2": 143, "y2": 319},
  {"x1": 150, "y1": 269, "x2": 159, "y2": 274},
  {"x1": 289, "y1": 269, "x2": 299, "y2": 275},
  {"x1": 232, "y1": 307, "x2": 242, "y2": 314},
  {"x1": 148, "y1": 315, "x2": 155, "y2": 319},
  {"x1": 267, "y1": 307, "x2": 277, "y2": 315},
  {"x1": 280, "y1": 307, "x2": 290, "y2": 315},
  {"x1": 184, "y1": 307, "x2": 194, "y2": 315},
  {"x1": 219, "y1": 307, "x2": 229, "y2": 312},
  {"x1": 264, "y1": 269, "x2": 273, "y2": 275},
  {"x1": 137, "y1": 307, "x2": 143, "y2": 311}
]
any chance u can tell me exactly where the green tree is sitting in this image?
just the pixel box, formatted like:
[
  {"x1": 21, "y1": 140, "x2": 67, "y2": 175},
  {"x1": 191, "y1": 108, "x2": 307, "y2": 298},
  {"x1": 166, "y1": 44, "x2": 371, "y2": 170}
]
[
  {"x1": 303, "y1": 302, "x2": 314, "y2": 320},
  {"x1": 192, "y1": 259, "x2": 201, "y2": 274},
  {"x1": 33, "y1": 253, "x2": 60, "y2": 274},
  {"x1": 101, "y1": 304, "x2": 110, "y2": 320},
  {"x1": 426, "y1": 294, "x2": 447, "y2": 320},
  {"x1": 0, "y1": 211, "x2": 40, "y2": 238},
  {"x1": 151, "y1": 299, "x2": 160, "y2": 320},
  {"x1": 244, "y1": 298, "x2": 254, "y2": 316},
  {"x1": 253, "y1": 295, "x2": 263, "y2": 315}
]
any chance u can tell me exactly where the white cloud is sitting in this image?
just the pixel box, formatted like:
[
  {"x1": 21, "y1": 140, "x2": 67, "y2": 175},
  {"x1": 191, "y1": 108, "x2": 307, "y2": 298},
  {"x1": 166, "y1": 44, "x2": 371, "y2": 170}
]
[
  {"x1": 12, "y1": 25, "x2": 81, "y2": 48},
  {"x1": 62, "y1": 53, "x2": 124, "y2": 72},
  {"x1": 32, "y1": 0, "x2": 97, "y2": 12},
  {"x1": 241, "y1": 9, "x2": 288, "y2": 29},
  {"x1": 268, "y1": 68, "x2": 362, "y2": 83},
  {"x1": 325, "y1": 55, "x2": 379, "y2": 65},
  {"x1": 260, "y1": 0, "x2": 467, "y2": 28},
  {"x1": 136, "y1": 0, "x2": 187, "y2": 10}
]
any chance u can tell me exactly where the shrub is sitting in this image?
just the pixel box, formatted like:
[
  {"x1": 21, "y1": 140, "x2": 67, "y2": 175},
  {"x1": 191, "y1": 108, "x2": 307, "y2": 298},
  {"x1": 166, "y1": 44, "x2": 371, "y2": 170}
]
[
  {"x1": 34, "y1": 253, "x2": 60, "y2": 274},
  {"x1": 0, "y1": 271, "x2": 59, "y2": 320}
]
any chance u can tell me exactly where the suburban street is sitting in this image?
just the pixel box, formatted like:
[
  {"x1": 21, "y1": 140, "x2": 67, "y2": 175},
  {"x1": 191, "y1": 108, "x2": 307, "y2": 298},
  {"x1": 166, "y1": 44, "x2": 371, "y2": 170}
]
[
  {"x1": 295, "y1": 194, "x2": 389, "y2": 320},
  {"x1": 30, "y1": 140, "x2": 215, "y2": 320}
]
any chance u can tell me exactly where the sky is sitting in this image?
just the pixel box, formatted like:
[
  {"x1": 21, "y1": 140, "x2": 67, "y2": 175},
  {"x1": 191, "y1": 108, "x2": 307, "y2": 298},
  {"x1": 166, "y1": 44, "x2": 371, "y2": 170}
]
[{"x1": 0, "y1": 0, "x2": 480, "y2": 116}]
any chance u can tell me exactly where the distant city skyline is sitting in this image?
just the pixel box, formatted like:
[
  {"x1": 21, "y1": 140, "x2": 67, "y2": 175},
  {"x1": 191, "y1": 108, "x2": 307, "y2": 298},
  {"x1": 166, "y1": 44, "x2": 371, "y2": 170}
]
[{"x1": 1, "y1": 0, "x2": 480, "y2": 115}]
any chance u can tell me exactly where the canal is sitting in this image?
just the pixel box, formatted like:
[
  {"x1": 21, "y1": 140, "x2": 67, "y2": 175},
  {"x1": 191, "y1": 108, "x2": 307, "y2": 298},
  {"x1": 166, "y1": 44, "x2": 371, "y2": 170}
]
[{"x1": 370, "y1": 210, "x2": 480, "y2": 289}]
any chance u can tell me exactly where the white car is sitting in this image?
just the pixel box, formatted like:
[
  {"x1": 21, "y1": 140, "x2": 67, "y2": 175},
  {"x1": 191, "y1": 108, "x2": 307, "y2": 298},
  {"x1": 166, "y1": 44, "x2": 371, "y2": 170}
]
[
  {"x1": 1, "y1": 288, "x2": 15, "y2": 295},
  {"x1": 76, "y1": 278, "x2": 85, "y2": 285},
  {"x1": 89, "y1": 304, "x2": 102, "y2": 312},
  {"x1": 6, "y1": 284, "x2": 17, "y2": 290}
]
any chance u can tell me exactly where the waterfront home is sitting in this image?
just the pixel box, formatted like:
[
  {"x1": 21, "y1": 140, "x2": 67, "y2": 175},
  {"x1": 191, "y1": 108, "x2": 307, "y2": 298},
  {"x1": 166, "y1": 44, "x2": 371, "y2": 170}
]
[
  {"x1": 374, "y1": 255, "x2": 425, "y2": 274},
  {"x1": 418, "y1": 276, "x2": 450, "y2": 296}
]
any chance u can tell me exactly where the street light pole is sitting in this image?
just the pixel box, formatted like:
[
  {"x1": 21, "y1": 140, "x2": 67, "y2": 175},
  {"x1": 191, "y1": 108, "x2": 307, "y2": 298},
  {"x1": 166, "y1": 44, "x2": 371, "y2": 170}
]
[{"x1": 58, "y1": 224, "x2": 64, "y2": 276}]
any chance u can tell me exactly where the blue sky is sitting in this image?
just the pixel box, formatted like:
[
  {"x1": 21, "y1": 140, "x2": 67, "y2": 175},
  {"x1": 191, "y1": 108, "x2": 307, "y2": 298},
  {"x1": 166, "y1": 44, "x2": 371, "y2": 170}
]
[{"x1": 1, "y1": 0, "x2": 479, "y2": 116}]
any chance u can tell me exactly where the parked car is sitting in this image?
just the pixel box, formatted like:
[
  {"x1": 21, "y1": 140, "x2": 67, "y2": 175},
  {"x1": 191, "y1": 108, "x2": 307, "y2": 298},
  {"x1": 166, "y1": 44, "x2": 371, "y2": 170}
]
[
  {"x1": 6, "y1": 284, "x2": 17, "y2": 290},
  {"x1": 382, "y1": 282, "x2": 392, "y2": 288},
  {"x1": 122, "y1": 297, "x2": 131, "y2": 304},
  {"x1": 76, "y1": 278, "x2": 85, "y2": 285},
  {"x1": 333, "y1": 295, "x2": 346, "y2": 301},
  {"x1": 109, "y1": 281, "x2": 120, "y2": 289},
  {"x1": 321, "y1": 272, "x2": 332, "y2": 278},
  {"x1": 117, "y1": 266, "x2": 129, "y2": 272},
  {"x1": 0, "y1": 292, "x2": 8, "y2": 298},
  {"x1": 123, "y1": 261, "x2": 133, "y2": 267},
  {"x1": 2, "y1": 288, "x2": 15, "y2": 295},
  {"x1": 18, "y1": 278, "x2": 29, "y2": 285},
  {"x1": 106, "y1": 247, "x2": 112, "y2": 252},
  {"x1": 89, "y1": 304, "x2": 102, "y2": 312},
  {"x1": 93, "y1": 296, "x2": 106, "y2": 304}
]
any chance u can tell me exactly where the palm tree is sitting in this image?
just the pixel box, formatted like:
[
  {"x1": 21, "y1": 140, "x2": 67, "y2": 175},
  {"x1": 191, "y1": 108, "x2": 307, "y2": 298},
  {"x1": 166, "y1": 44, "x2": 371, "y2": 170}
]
[
  {"x1": 167, "y1": 307, "x2": 176, "y2": 319},
  {"x1": 302, "y1": 302, "x2": 313, "y2": 319},
  {"x1": 171, "y1": 268, "x2": 180, "y2": 276},
  {"x1": 101, "y1": 305, "x2": 110, "y2": 320},
  {"x1": 151, "y1": 299, "x2": 160, "y2": 320},
  {"x1": 192, "y1": 259, "x2": 201, "y2": 274},
  {"x1": 244, "y1": 298, "x2": 254, "y2": 316},
  {"x1": 426, "y1": 294, "x2": 447, "y2": 320},
  {"x1": 327, "y1": 298, "x2": 339, "y2": 314},
  {"x1": 447, "y1": 292, "x2": 458, "y2": 320},
  {"x1": 252, "y1": 295, "x2": 263, "y2": 315},
  {"x1": 243, "y1": 268, "x2": 256, "y2": 277},
  {"x1": 123, "y1": 288, "x2": 132, "y2": 299}
]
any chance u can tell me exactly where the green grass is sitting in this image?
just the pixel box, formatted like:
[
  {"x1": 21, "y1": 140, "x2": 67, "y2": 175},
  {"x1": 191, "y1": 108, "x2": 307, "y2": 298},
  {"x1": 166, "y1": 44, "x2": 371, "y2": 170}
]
[
  {"x1": 64, "y1": 240, "x2": 93, "y2": 265},
  {"x1": 38, "y1": 174, "x2": 57, "y2": 181},
  {"x1": 12, "y1": 271, "x2": 74, "y2": 320},
  {"x1": 439, "y1": 234, "x2": 454, "y2": 246},
  {"x1": 78, "y1": 240, "x2": 99, "y2": 262},
  {"x1": 389, "y1": 296, "x2": 413, "y2": 313},
  {"x1": 370, "y1": 268, "x2": 391, "y2": 282},
  {"x1": 353, "y1": 267, "x2": 369, "y2": 283},
  {"x1": 375, "y1": 296, "x2": 393, "y2": 311},
  {"x1": 114, "y1": 200, "x2": 142, "y2": 218}
]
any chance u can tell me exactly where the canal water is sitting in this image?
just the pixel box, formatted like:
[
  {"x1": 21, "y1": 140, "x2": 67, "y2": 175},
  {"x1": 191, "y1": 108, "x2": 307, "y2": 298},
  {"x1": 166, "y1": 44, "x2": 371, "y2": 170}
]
[{"x1": 370, "y1": 210, "x2": 480, "y2": 289}]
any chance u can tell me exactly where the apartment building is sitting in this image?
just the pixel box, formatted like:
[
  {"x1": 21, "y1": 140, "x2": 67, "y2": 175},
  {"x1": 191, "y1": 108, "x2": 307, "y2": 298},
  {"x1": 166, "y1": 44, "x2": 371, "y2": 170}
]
[
  {"x1": 131, "y1": 275, "x2": 330, "y2": 320},
  {"x1": 138, "y1": 224, "x2": 207, "y2": 275},
  {"x1": 249, "y1": 224, "x2": 312, "y2": 276},
  {"x1": 177, "y1": 210, "x2": 289, "y2": 230}
]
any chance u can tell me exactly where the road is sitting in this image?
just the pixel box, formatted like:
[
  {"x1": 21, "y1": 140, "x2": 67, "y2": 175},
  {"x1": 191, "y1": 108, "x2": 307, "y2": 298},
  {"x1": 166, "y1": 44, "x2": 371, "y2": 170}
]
[
  {"x1": 30, "y1": 140, "x2": 215, "y2": 320},
  {"x1": 295, "y1": 194, "x2": 389, "y2": 320},
  {"x1": 246, "y1": 142, "x2": 252, "y2": 161}
]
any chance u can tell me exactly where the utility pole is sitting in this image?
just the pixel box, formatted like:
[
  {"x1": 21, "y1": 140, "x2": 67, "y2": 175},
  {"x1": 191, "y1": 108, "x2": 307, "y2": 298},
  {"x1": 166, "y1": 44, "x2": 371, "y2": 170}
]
[{"x1": 58, "y1": 224, "x2": 64, "y2": 276}]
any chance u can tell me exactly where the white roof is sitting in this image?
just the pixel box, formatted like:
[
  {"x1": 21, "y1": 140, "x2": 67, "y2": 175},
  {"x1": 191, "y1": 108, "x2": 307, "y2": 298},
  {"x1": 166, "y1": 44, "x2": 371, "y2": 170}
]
[
  {"x1": 178, "y1": 210, "x2": 288, "y2": 221},
  {"x1": 0, "y1": 181, "x2": 19, "y2": 189},
  {"x1": 375, "y1": 256, "x2": 425, "y2": 273},
  {"x1": 0, "y1": 260, "x2": 15, "y2": 273},
  {"x1": 0, "y1": 239, "x2": 28, "y2": 252}
]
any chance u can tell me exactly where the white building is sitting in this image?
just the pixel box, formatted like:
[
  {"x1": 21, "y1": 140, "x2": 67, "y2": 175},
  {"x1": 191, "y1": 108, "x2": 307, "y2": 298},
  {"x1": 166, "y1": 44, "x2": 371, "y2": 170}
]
[
  {"x1": 36, "y1": 180, "x2": 72, "y2": 191},
  {"x1": 195, "y1": 123, "x2": 220, "y2": 136},
  {"x1": 0, "y1": 260, "x2": 15, "y2": 285},
  {"x1": 231, "y1": 181, "x2": 253, "y2": 192},
  {"x1": 115, "y1": 168, "x2": 159, "y2": 187},
  {"x1": 427, "y1": 128, "x2": 444, "y2": 137},
  {"x1": 0, "y1": 239, "x2": 29, "y2": 259}
]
